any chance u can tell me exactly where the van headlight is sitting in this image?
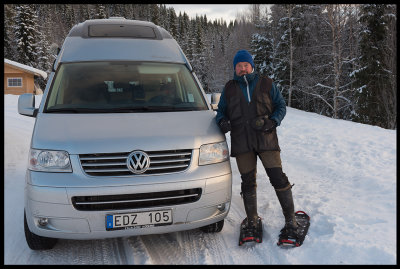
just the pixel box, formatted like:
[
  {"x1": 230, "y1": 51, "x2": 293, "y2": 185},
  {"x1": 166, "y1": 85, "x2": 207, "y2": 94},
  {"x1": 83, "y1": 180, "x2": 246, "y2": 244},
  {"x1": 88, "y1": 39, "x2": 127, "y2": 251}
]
[
  {"x1": 199, "y1": 142, "x2": 229, "y2": 165},
  {"x1": 29, "y1": 149, "x2": 72, "y2": 172}
]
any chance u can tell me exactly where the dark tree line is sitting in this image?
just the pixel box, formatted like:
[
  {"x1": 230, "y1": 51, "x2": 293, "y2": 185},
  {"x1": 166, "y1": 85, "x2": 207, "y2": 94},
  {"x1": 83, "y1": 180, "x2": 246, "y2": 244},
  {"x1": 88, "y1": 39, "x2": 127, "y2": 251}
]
[
  {"x1": 4, "y1": 4, "x2": 250, "y2": 93},
  {"x1": 4, "y1": 4, "x2": 396, "y2": 129},
  {"x1": 249, "y1": 4, "x2": 396, "y2": 129}
]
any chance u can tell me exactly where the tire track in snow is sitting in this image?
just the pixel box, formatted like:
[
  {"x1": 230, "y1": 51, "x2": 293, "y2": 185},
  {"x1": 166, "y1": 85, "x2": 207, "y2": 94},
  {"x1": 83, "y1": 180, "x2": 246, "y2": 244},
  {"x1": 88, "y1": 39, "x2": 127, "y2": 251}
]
[
  {"x1": 184, "y1": 228, "x2": 233, "y2": 264},
  {"x1": 135, "y1": 227, "x2": 234, "y2": 264},
  {"x1": 18, "y1": 238, "x2": 128, "y2": 265},
  {"x1": 137, "y1": 232, "x2": 195, "y2": 264}
]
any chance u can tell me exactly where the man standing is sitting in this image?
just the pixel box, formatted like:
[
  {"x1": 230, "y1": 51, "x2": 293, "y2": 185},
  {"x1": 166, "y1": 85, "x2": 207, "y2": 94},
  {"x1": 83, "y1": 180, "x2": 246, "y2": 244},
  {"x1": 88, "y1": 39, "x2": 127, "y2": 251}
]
[{"x1": 216, "y1": 49, "x2": 298, "y2": 245}]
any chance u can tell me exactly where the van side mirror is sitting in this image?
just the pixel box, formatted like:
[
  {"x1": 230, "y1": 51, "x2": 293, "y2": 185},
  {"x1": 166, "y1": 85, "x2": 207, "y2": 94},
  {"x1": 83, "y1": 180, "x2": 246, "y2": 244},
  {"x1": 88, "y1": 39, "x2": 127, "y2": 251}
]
[
  {"x1": 50, "y1": 43, "x2": 61, "y2": 56},
  {"x1": 18, "y1": 93, "x2": 38, "y2": 117},
  {"x1": 50, "y1": 43, "x2": 61, "y2": 72},
  {"x1": 211, "y1": 93, "x2": 221, "y2": 110}
]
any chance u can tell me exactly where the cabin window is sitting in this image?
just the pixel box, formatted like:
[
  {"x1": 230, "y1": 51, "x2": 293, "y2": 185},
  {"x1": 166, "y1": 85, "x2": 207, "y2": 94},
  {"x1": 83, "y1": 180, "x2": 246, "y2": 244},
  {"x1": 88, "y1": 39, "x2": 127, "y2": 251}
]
[{"x1": 8, "y1": 78, "x2": 22, "y2": 87}]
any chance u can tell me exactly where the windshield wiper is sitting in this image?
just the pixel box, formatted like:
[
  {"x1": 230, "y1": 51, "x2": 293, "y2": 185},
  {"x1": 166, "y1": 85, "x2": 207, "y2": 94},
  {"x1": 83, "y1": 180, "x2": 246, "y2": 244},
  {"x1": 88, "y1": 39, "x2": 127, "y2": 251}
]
[
  {"x1": 45, "y1": 108, "x2": 112, "y2": 113},
  {"x1": 45, "y1": 106, "x2": 199, "y2": 114},
  {"x1": 109, "y1": 106, "x2": 194, "y2": 112}
]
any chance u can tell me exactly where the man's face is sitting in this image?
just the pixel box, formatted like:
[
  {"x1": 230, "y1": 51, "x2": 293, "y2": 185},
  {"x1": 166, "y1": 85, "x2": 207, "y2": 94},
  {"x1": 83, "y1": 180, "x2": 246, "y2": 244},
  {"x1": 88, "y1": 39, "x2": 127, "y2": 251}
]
[{"x1": 235, "y1": 62, "x2": 253, "y2": 76}]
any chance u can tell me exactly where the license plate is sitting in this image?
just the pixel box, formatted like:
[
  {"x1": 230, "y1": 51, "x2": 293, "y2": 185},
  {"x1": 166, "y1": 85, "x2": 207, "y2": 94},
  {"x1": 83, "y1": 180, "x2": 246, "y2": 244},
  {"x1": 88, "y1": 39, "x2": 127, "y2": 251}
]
[{"x1": 106, "y1": 209, "x2": 172, "y2": 231}]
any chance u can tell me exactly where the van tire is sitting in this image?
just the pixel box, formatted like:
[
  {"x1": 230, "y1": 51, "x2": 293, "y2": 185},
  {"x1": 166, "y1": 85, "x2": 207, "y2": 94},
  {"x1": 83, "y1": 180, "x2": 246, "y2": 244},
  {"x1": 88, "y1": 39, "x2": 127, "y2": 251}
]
[
  {"x1": 24, "y1": 211, "x2": 58, "y2": 250},
  {"x1": 199, "y1": 219, "x2": 224, "y2": 233}
]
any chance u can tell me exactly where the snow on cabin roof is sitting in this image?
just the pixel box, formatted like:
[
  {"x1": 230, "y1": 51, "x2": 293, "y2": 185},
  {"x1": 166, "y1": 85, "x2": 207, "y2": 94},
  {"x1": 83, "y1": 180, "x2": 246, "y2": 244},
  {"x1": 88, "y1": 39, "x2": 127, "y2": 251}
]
[{"x1": 4, "y1": 58, "x2": 48, "y2": 80}]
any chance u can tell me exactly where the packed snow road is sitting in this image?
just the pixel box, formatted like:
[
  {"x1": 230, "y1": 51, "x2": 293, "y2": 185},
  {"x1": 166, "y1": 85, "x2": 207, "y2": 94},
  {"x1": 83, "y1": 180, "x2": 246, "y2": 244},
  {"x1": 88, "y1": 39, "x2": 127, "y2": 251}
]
[{"x1": 4, "y1": 95, "x2": 396, "y2": 264}]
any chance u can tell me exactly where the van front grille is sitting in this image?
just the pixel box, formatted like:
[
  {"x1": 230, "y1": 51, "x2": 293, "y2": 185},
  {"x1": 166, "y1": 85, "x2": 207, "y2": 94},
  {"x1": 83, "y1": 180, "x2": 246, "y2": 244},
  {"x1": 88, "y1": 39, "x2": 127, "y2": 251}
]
[
  {"x1": 79, "y1": 149, "x2": 192, "y2": 176},
  {"x1": 71, "y1": 188, "x2": 202, "y2": 211}
]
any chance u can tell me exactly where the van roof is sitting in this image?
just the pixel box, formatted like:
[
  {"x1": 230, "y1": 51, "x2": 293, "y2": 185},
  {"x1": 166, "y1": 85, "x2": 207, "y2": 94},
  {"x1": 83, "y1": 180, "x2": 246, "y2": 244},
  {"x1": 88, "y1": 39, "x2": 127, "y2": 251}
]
[{"x1": 55, "y1": 18, "x2": 192, "y2": 70}]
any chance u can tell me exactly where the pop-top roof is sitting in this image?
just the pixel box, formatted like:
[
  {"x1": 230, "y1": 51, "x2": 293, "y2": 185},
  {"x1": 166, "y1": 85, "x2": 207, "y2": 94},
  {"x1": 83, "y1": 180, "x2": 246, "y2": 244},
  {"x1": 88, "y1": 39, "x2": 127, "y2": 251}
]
[
  {"x1": 67, "y1": 18, "x2": 172, "y2": 40},
  {"x1": 55, "y1": 18, "x2": 191, "y2": 70}
]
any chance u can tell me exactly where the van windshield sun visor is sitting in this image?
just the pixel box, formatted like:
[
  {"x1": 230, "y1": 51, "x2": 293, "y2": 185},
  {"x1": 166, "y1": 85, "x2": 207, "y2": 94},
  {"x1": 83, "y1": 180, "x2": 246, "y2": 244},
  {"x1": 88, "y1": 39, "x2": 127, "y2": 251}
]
[{"x1": 88, "y1": 24, "x2": 157, "y2": 39}]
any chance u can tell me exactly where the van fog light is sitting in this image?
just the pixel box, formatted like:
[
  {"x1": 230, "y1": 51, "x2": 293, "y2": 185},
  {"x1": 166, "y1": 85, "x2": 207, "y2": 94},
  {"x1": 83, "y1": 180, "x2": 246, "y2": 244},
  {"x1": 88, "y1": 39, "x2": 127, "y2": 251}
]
[
  {"x1": 217, "y1": 203, "x2": 226, "y2": 211},
  {"x1": 38, "y1": 217, "x2": 49, "y2": 227}
]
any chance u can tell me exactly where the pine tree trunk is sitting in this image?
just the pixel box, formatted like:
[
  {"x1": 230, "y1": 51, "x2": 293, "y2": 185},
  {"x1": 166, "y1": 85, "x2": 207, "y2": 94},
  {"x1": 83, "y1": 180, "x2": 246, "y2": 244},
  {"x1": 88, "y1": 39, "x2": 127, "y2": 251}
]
[{"x1": 288, "y1": 5, "x2": 293, "y2": 108}]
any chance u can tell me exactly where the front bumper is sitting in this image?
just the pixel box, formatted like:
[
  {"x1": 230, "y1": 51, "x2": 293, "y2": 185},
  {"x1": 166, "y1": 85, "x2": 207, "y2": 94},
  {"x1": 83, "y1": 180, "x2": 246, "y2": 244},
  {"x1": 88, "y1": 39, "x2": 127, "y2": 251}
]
[{"x1": 24, "y1": 162, "x2": 232, "y2": 240}]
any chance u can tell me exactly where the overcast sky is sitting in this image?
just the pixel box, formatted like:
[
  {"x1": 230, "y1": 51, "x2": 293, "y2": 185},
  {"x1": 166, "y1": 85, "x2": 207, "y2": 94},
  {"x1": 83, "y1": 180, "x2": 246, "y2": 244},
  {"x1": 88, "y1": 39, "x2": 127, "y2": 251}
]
[{"x1": 166, "y1": 4, "x2": 251, "y2": 24}]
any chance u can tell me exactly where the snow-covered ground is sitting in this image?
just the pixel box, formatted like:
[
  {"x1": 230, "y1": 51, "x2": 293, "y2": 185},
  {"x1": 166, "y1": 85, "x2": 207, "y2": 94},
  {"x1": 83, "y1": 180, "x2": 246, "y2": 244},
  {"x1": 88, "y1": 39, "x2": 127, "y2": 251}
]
[{"x1": 4, "y1": 94, "x2": 396, "y2": 264}]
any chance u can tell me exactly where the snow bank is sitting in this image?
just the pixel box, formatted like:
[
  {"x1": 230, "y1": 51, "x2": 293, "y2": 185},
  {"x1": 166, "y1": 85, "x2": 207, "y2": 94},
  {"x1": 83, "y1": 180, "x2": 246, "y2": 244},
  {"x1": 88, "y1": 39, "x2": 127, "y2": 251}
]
[{"x1": 4, "y1": 94, "x2": 396, "y2": 264}]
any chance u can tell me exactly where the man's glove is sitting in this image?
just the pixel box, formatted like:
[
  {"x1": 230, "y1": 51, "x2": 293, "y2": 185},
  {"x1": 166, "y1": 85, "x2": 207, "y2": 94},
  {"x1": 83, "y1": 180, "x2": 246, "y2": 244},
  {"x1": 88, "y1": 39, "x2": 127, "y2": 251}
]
[
  {"x1": 263, "y1": 118, "x2": 277, "y2": 133},
  {"x1": 218, "y1": 118, "x2": 231, "y2": 133}
]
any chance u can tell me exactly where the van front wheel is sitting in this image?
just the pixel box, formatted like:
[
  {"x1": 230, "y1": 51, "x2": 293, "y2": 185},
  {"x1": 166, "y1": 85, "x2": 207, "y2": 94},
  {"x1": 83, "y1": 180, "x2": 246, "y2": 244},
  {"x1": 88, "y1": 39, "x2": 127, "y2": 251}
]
[
  {"x1": 24, "y1": 211, "x2": 58, "y2": 250},
  {"x1": 199, "y1": 219, "x2": 224, "y2": 233}
]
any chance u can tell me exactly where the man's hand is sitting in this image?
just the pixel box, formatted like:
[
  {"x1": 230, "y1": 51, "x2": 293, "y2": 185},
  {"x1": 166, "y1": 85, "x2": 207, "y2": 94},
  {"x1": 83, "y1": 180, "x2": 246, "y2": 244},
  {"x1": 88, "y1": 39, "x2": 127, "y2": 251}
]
[
  {"x1": 263, "y1": 118, "x2": 277, "y2": 133},
  {"x1": 218, "y1": 118, "x2": 231, "y2": 133}
]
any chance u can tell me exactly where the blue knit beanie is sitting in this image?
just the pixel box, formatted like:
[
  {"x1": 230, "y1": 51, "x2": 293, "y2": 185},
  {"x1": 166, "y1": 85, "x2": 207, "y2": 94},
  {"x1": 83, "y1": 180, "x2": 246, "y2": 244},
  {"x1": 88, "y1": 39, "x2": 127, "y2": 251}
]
[{"x1": 233, "y1": 50, "x2": 254, "y2": 69}]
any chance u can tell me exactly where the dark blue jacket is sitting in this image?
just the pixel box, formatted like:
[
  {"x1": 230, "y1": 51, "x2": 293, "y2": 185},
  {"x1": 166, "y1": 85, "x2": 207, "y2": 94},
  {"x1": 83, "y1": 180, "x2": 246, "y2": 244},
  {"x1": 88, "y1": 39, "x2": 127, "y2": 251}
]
[{"x1": 216, "y1": 71, "x2": 287, "y2": 126}]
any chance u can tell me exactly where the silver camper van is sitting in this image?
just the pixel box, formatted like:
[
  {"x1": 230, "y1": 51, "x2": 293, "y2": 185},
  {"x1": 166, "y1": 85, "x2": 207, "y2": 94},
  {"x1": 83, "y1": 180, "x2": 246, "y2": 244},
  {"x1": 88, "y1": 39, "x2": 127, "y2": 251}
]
[{"x1": 18, "y1": 18, "x2": 232, "y2": 250}]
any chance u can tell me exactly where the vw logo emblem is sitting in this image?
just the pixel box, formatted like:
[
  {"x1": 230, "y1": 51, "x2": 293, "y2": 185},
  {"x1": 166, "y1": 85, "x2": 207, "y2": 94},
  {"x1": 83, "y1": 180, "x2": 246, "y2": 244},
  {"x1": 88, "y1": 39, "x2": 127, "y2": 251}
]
[{"x1": 127, "y1": 151, "x2": 150, "y2": 174}]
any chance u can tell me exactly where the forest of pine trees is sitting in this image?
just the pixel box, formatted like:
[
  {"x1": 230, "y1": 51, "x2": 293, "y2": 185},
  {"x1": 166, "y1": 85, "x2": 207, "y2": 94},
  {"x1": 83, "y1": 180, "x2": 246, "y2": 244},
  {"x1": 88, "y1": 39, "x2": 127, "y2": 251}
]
[{"x1": 4, "y1": 4, "x2": 396, "y2": 129}]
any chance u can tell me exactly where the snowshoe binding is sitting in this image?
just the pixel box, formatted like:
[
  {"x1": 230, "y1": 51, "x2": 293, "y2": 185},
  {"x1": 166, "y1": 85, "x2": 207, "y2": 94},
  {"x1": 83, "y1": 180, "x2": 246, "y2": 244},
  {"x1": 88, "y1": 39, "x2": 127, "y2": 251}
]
[
  {"x1": 277, "y1": 211, "x2": 310, "y2": 247},
  {"x1": 238, "y1": 217, "x2": 263, "y2": 246}
]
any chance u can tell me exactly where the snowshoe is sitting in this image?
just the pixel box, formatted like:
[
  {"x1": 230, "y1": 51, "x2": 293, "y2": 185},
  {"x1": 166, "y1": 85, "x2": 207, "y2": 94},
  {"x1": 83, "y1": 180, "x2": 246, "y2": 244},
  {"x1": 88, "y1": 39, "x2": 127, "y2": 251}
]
[
  {"x1": 277, "y1": 211, "x2": 310, "y2": 247},
  {"x1": 238, "y1": 217, "x2": 263, "y2": 246}
]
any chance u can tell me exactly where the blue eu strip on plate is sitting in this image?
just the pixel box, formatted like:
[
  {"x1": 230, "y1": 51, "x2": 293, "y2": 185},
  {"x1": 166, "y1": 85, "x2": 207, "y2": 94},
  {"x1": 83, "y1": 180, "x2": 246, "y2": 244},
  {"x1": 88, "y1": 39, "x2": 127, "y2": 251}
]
[{"x1": 106, "y1": 215, "x2": 113, "y2": 229}]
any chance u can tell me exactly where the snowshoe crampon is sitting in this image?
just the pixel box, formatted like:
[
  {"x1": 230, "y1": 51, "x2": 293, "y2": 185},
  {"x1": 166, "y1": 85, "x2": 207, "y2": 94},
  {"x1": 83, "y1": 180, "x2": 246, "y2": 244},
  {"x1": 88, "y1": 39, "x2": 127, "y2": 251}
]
[
  {"x1": 277, "y1": 211, "x2": 310, "y2": 248},
  {"x1": 238, "y1": 217, "x2": 263, "y2": 246}
]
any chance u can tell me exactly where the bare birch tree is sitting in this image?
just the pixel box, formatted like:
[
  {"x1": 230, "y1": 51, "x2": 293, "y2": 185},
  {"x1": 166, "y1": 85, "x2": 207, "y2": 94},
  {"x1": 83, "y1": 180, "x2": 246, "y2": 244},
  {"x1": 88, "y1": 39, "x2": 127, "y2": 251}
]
[{"x1": 307, "y1": 5, "x2": 358, "y2": 119}]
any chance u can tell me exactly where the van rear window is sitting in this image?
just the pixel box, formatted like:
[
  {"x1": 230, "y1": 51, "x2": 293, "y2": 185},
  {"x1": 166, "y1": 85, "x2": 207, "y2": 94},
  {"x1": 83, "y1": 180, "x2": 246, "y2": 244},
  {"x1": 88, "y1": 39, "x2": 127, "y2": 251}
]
[{"x1": 88, "y1": 25, "x2": 156, "y2": 39}]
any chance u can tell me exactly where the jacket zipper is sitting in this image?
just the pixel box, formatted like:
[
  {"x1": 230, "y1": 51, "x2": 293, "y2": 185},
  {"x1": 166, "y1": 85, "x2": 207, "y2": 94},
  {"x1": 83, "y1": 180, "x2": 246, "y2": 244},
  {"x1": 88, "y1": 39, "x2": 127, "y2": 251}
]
[{"x1": 243, "y1": 75, "x2": 251, "y2": 103}]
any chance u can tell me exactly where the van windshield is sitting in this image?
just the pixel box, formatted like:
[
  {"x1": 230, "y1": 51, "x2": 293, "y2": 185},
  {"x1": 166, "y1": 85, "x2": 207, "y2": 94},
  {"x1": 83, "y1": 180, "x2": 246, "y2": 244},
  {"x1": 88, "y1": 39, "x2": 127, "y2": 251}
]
[{"x1": 44, "y1": 62, "x2": 209, "y2": 113}]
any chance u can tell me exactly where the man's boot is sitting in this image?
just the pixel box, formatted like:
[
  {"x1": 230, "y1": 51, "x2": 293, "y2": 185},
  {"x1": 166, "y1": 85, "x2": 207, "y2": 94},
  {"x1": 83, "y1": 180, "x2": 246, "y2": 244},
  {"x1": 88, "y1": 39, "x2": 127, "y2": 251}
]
[
  {"x1": 240, "y1": 169, "x2": 258, "y2": 226},
  {"x1": 265, "y1": 167, "x2": 298, "y2": 235},
  {"x1": 275, "y1": 185, "x2": 298, "y2": 238},
  {"x1": 242, "y1": 188, "x2": 258, "y2": 226},
  {"x1": 238, "y1": 169, "x2": 263, "y2": 245}
]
